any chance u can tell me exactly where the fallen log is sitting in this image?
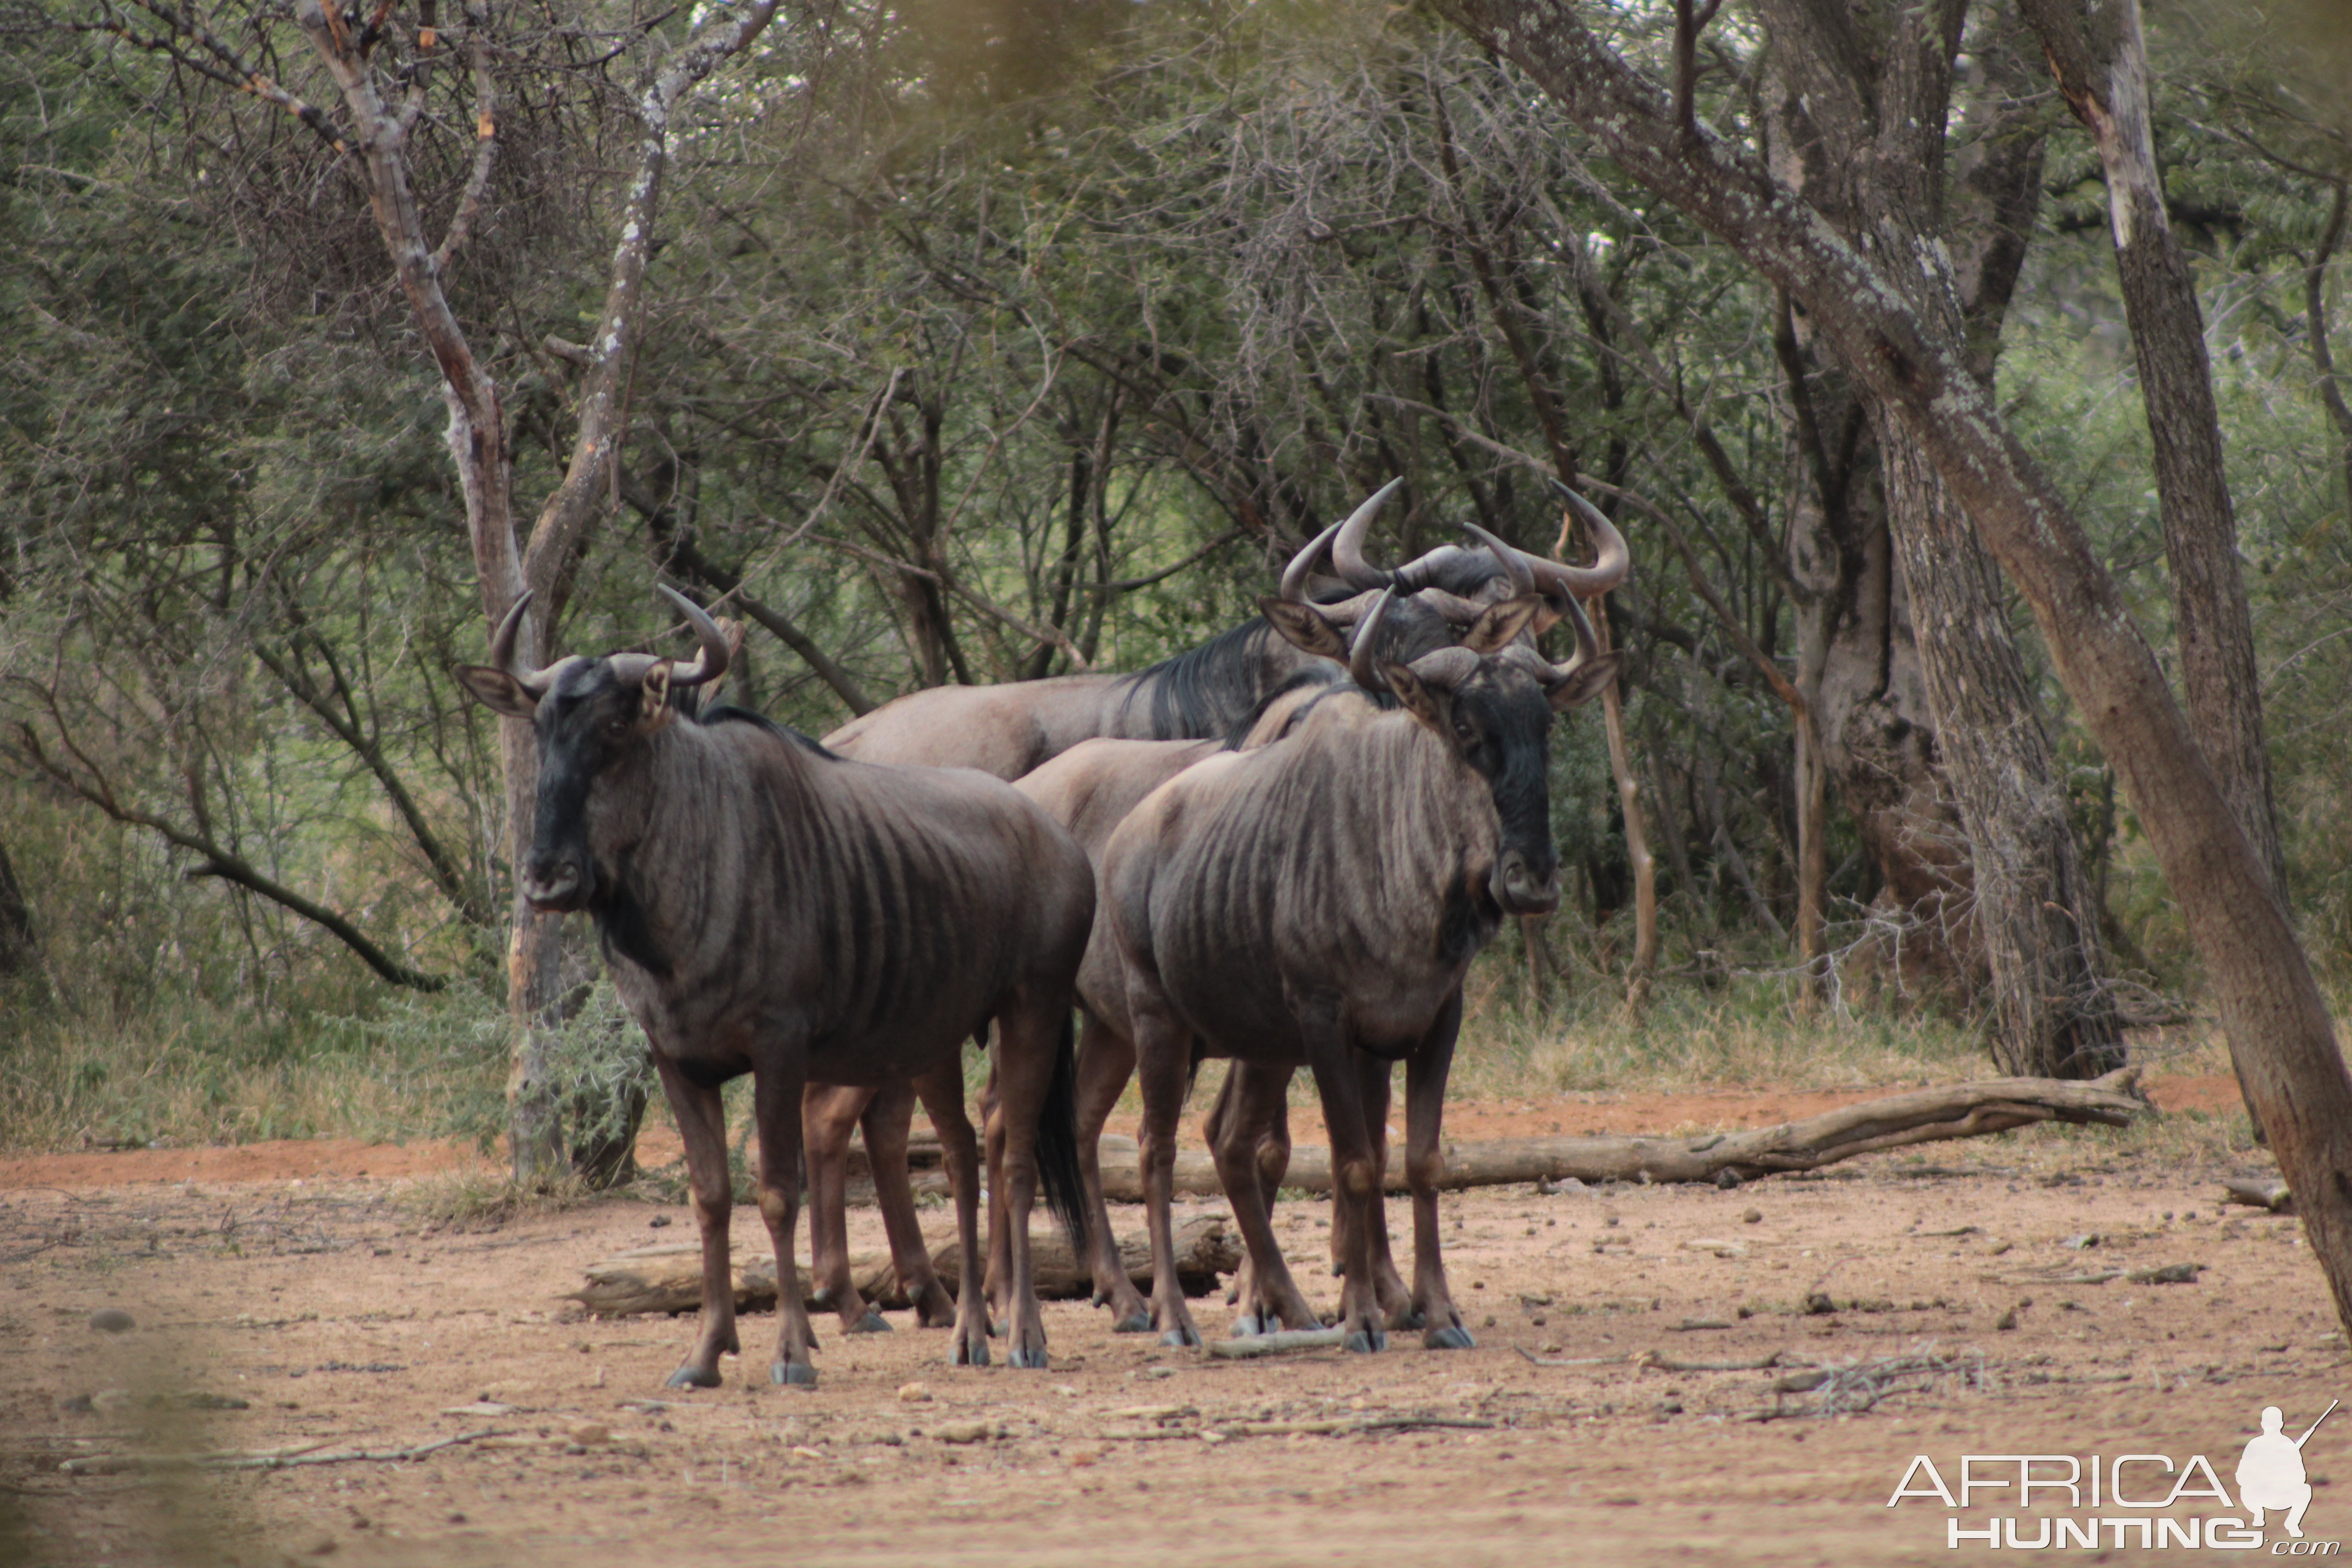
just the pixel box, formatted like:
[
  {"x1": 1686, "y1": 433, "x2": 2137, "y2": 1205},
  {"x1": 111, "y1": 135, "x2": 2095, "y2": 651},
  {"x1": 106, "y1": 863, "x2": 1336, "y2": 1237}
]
[
  {"x1": 1093, "y1": 1067, "x2": 2144, "y2": 1198},
  {"x1": 569, "y1": 1215, "x2": 1239, "y2": 1318}
]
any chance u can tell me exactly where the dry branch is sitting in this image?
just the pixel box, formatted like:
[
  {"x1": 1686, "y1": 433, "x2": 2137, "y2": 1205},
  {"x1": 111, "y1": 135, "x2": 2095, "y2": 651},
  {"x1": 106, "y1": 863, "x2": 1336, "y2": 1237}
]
[
  {"x1": 571, "y1": 1215, "x2": 1238, "y2": 1318},
  {"x1": 1094, "y1": 1069, "x2": 2143, "y2": 1198},
  {"x1": 1203, "y1": 1328, "x2": 1345, "y2": 1359},
  {"x1": 58, "y1": 1428, "x2": 510, "y2": 1475}
]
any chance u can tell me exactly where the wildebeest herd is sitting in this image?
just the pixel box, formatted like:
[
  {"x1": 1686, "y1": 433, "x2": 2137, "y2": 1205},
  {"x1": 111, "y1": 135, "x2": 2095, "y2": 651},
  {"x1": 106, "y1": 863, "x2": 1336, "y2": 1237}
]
[{"x1": 456, "y1": 479, "x2": 1629, "y2": 1389}]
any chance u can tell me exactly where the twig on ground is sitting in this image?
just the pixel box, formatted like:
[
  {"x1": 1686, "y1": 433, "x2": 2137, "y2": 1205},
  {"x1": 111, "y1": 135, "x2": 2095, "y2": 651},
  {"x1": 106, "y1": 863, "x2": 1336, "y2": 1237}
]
[{"x1": 58, "y1": 1428, "x2": 512, "y2": 1475}]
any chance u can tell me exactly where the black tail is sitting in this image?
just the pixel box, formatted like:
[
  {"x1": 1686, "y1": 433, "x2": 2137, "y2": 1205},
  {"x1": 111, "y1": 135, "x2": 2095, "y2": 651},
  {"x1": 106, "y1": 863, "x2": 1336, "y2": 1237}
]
[{"x1": 1035, "y1": 1009, "x2": 1088, "y2": 1259}]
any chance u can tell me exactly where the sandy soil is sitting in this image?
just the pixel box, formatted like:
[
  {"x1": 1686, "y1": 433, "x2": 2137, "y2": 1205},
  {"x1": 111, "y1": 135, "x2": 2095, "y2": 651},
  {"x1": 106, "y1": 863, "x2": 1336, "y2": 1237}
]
[{"x1": 3, "y1": 1074, "x2": 2341, "y2": 1567}]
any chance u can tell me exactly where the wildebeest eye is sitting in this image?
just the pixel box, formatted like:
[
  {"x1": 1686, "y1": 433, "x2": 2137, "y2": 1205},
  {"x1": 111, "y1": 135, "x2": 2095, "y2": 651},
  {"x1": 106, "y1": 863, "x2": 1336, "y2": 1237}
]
[
  {"x1": 603, "y1": 714, "x2": 633, "y2": 738},
  {"x1": 1452, "y1": 717, "x2": 1477, "y2": 745}
]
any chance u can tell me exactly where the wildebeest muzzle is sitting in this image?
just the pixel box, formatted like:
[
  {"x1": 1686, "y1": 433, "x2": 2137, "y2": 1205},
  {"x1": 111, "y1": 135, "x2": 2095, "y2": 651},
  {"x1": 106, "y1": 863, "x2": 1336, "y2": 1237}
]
[{"x1": 1491, "y1": 848, "x2": 1561, "y2": 917}]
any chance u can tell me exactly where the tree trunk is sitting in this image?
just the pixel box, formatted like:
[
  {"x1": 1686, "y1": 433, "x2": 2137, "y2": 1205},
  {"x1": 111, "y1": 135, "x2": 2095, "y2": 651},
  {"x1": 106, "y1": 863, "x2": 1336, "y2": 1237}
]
[
  {"x1": 0, "y1": 833, "x2": 35, "y2": 981},
  {"x1": 1432, "y1": 0, "x2": 2352, "y2": 1337},
  {"x1": 293, "y1": 0, "x2": 779, "y2": 1183},
  {"x1": 2020, "y1": 0, "x2": 2288, "y2": 898},
  {"x1": 1877, "y1": 427, "x2": 2122, "y2": 1075}
]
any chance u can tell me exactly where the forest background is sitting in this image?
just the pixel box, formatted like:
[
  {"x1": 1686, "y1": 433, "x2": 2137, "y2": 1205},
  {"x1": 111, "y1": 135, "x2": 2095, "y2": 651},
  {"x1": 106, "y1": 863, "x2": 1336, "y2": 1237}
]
[{"x1": 1, "y1": 0, "x2": 2347, "y2": 1180}]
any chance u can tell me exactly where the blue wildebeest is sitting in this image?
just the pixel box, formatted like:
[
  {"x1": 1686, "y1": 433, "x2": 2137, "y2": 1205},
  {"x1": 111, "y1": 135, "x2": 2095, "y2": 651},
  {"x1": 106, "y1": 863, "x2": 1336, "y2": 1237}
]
[
  {"x1": 799, "y1": 482, "x2": 1629, "y2": 1334},
  {"x1": 454, "y1": 588, "x2": 1094, "y2": 1385},
  {"x1": 800, "y1": 482, "x2": 1609, "y2": 1335},
  {"x1": 1100, "y1": 505, "x2": 1628, "y2": 1350}
]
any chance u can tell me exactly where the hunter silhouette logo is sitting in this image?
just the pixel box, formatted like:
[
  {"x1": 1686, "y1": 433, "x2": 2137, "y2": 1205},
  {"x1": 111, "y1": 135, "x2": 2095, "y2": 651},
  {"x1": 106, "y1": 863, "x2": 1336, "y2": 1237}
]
[
  {"x1": 1886, "y1": 1398, "x2": 2342, "y2": 1550},
  {"x1": 2240, "y1": 1401, "x2": 2337, "y2": 1540}
]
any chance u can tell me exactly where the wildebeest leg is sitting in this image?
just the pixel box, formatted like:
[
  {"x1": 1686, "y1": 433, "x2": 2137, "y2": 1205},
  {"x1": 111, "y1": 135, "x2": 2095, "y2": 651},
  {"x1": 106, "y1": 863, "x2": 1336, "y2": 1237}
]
[
  {"x1": 1210, "y1": 1064, "x2": 1292, "y2": 1331},
  {"x1": 1215, "y1": 1061, "x2": 1318, "y2": 1336},
  {"x1": 990, "y1": 994, "x2": 1065, "y2": 1369},
  {"x1": 1353, "y1": 1054, "x2": 1420, "y2": 1330},
  {"x1": 1406, "y1": 991, "x2": 1471, "y2": 1349},
  {"x1": 914, "y1": 1065, "x2": 989, "y2": 1368},
  {"x1": 864, "y1": 1083, "x2": 955, "y2": 1328},
  {"x1": 655, "y1": 1056, "x2": 740, "y2": 1389},
  {"x1": 978, "y1": 1056, "x2": 1009, "y2": 1335},
  {"x1": 753, "y1": 1065, "x2": 820, "y2": 1387},
  {"x1": 1129, "y1": 989, "x2": 1201, "y2": 1348},
  {"x1": 801, "y1": 1083, "x2": 888, "y2": 1334},
  {"x1": 1302, "y1": 1022, "x2": 1385, "y2": 1354},
  {"x1": 1074, "y1": 1014, "x2": 1149, "y2": 1332}
]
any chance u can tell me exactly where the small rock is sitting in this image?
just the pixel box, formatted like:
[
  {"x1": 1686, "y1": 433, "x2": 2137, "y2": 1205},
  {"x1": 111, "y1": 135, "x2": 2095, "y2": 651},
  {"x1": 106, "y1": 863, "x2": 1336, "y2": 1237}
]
[
  {"x1": 931, "y1": 1419, "x2": 996, "y2": 1445},
  {"x1": 570, "y1": 1423, "x2": 610, "y2": 1445},
  {"x1": 1800, "y1": 1293, "x2": 1837, "y2": 1316},
  {"x1": 1994, "y1": 1305, "x2": 2019, "y2": 1331},
  {"x1": 897, "y1": 1381, "x2": 932, "y2": 1403},
  {"x1": 648, "y1": 1215, "x2": 671, "y2": 1229},
  {"x1": 1742, "y1": 1209, "x2": 1763, "y2": 1225},
  {"x1": 2061, "y1": 1233, "x2": 2100, "y2": 1250},
  {"x1": 440, "y1": 1402, "x2": 518, "y2": 1418},
  {"x1": 1483, "y1": 1314, "x2": 1497, "y2": 1328},
  {"x1": 1713, "y1": 1169, "x2": 1742, "y2": 1190},
  {"x1": 88, "y1": 1308, "x2": 135, "y2": 1334}
]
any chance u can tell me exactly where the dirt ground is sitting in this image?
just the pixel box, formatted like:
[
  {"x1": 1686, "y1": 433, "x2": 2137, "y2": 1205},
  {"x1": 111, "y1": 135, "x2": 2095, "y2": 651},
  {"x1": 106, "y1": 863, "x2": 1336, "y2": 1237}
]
[{"x1": 4, "y1": 1073, "x2": 2344, "y2": 1566}]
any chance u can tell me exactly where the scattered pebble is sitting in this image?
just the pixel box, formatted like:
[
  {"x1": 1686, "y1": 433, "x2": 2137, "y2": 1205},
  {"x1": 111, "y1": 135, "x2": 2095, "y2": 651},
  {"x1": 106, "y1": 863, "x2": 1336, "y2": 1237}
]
[
  {"x1": 1742, "y1": 1209, "x2": 1763, "y2": 1225},
  {"x1": 897, "y1": 1381, "x2": 932, "y2": 1403},
  {"x1": 88, "y1": 1308, "x2": 135, "y2": 1334}
]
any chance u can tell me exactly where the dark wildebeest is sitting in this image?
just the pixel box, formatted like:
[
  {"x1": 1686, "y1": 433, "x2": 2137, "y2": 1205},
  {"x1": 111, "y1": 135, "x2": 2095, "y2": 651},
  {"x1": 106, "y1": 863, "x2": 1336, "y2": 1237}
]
[
  {"x1": 796, "y1": 478, "x2": 1608, "y2": 1334},
  {"x1": 981, "y1": 501, "x2": 1624, "y2": 1332},
  {"x1": 1100, "y1": 503, "x2": 1629, "y2": 1350},
  {"x1": 454, "y1": 587, "x2": 1094, "y2": 1385}
]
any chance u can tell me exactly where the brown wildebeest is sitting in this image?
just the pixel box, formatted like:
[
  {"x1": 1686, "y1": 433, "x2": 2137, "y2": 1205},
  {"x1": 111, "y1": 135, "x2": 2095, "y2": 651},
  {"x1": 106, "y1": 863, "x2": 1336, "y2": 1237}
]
[
  {"x1": 1007, "y1": 736, "x2": 1223, "y2": 1328},
  {"x1": 1100, "y1": 504, "x2": 1629, "y2": 1350},
  {"x1": 454, "y1": 587, "x2": 1093, "y2": 1385}
]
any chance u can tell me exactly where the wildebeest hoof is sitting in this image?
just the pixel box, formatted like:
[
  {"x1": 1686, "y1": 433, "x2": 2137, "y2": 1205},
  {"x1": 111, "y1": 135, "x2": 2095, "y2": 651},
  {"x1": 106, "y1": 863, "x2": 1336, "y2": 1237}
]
[
  {"x1": 953, "y1": 1338, "x2": 991, "y2": 1368},
  {"x1": 1424, "y1": 1324, "x2": 1475, "y2": 1350},
  {"x1": 1160, "y1": 1326, "x2": 1201, "y2": 1348},
  {"x1": 770, "y1": 1359, "x2": 818, "y2": 1388},
  {"x1": 666, "y1": 1364, "x2": 722, "y2": 1389},
  {"x1": 848, "y1": 1309, "x2": 891, "y2": 1334},
  {"x1": 1343, "y1": 1328, "x2": 1388, "y2": 1354},
  {"x1": 1232, "y1": 1313, "x2": 1266, "y2": 1338},
  {"x1": 1111, "y1": 1310, "x2": 1152, "y2": 1334},
  {"x1": 1009, "y1": 1344, "x2": 1049, "y2": 1370}
]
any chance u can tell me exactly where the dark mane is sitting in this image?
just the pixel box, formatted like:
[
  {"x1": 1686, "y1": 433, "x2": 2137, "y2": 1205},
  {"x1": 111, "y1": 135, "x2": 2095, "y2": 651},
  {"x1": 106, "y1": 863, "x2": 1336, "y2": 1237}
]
[
  {"x1": 1114, "y1": 619, "x2": 1285, "y2": 740},
  {"x1": 693, "y1": 702, "x2": 838, "y2": 759},
  {"x1": 1225, "y1": 671, "x2": 1388, "y2": 748}
]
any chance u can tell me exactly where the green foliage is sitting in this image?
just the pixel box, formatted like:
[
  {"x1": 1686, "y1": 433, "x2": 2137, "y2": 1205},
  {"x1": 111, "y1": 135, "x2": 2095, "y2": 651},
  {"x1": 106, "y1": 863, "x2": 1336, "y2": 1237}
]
[{"x1": 1, "y1": 0, "x2": 2350, "y2": 1154}]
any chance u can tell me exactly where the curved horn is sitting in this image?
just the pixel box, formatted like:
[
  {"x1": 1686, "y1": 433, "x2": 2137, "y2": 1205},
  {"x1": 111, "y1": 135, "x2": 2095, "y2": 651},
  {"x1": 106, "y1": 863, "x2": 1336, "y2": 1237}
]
[
  {"x1": 1458, "y1": 521, "x2": 1534, "y2": 596},
  {"x1": 1501, "y1": 590, "x2": 1604, "y2": 688},
  {"x1": 1347, "y1": 588, "x2": 1396, "y2": 692},
  {"x1": 1279, "y1": 519, "x2": 1347, "y2": 603},
  {"x1": 490, "y1": 590, "x2": 558, "y2": 697},
  {"x1": 656, "y1": 584, "x2": 730, "y2": 688},
  {"x1": 1534, "y1": 479, "x2": 1631, "y2": 601},
  {"x1": 1328, "y1": 477, "x2": 1408, "y2": 589}
]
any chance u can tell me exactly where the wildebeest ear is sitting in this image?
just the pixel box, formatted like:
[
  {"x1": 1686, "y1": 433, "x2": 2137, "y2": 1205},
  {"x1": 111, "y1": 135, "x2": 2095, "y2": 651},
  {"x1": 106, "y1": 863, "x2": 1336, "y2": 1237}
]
[
  {"x1": 453, "y1": 664, "x2": 541, "y2": 718},
  {"x1": 1378, "y1": 659, "x2": 1447, "y2": 733},
  {"x1": 1546, "y1": 650, "x2": 1622, "y2": 712},
  {"x1": 1258, "y1": 597, "x2": 1350, "y2": 660},
  {"x1": 639, "y1": 661, "x2": 673, "y2": 726},
  {"x1": 1460, "y1": 594, "x2": 1541, "y2": 655}
]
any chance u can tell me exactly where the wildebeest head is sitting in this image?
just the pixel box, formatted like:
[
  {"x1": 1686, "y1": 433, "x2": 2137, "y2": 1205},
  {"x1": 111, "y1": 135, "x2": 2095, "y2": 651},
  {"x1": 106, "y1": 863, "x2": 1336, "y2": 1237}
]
[
  {"x1": 453, "y1": 586, "x2": 731, "y2": 913},
  {"x1": 1262, "y1": 485, "x2": 1629, "y2": 918},
  {"x1": 1259, "y1": 476, "x2": 1628, "y2": 670}
]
